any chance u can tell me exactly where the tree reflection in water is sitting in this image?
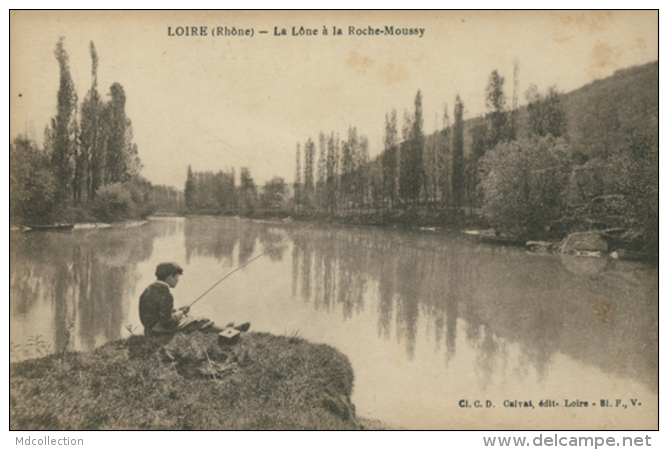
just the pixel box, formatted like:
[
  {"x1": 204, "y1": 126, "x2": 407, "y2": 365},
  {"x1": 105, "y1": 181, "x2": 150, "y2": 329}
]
[
  {"x1": 10, "y1": 225, "x2": 156, "y2": 354},
  {"x1": 9, "y1": 218, "x2": 657, "y2": 397},
  {"x1": 290, "y1": 225, "x2": 657, "y2": 393},
  {"x1": 185, "y1": 218, "x2": 287, "y2": 267}
]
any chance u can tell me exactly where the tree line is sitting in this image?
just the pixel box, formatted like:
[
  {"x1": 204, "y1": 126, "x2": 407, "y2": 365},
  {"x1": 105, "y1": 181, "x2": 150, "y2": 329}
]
[
  {"x1": 10, "y1": 38, "x2": 180, "y2": 225},
  {"x1": 184, "y1": 165, "x2": 289, "y2": 216},
  {"x1": 289, "y1": 63, "x2": 655, "y2": 247},
  {"x1": 185, "y1": 62, "x2": 656, "y2": 249},
  {"x1": 152, "y1": 59, "x2": 658, "y2": 250},
  {"x1": 290, "y1": 67, "x2": 565, "y2": 216}
]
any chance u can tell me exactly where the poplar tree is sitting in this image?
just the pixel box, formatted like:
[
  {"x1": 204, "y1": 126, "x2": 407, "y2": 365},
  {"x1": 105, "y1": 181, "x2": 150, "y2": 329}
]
[
  {"x1": 303, "y1": 137, "x2": 315, "y2": 206},
  {"x1": 437, "y1": 104, "x2": 451, "y2": 207},
  {"x1": 317, "y1": 132, "x2": 327, "y2": 210},
  {"x1": 294, "y1": 142, "x2": 301, "y2": 207},
  {"x1": 340, "y1": 128, "x2": 357, "y2": 208},
  {"x1": 358, "y1": 134, "x2": 369, "y2": 208},
  {"x1": 325, "y1": 132, "x2": 339, "y2": 212},
  {"x1": 381, "y1": 109, "x2": 398, "y2": 209},
  {"x1": 399, "y1": 91, "x2": 425, "y2": 205},
  {"x1": 347, "y1": 128, "x2": 360, "y2": 208},
  {"x1": 105, "y1": 83, "x2": 139, "y2": 183},
  {"x1": 511, "y1": 59, "x2": 519, "y2": 140},
  {"x1": 486, "y1": 70, "x2": 508, "y2": 148},
  {"x1": 239, "y1": 167, "x2": 257, "y2": 213},
  {"x1": 79, "y1": 41, "x2": 104, "y2": 199},
  {"x1": 399, "y1": 110, "x2": 412, "y2": 204},
  {"x1": 451, "y1": 95, "x2": 464, "y2": 212},
  {"x1": 412, "y1": 90, "x2": 425, "y2": 203},
  {"x1": 51, "y1": 37, "x2": 78, "y2": 201},
  {"x1": 185, "y1": 165, "x2": 195, "y2": 209}
]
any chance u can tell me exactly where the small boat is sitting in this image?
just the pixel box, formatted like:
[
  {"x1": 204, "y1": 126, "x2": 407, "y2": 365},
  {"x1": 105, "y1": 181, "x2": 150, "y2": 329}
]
[
  {"x1": 526, "y1": 240, "x2": 561, "y2": 254},
  {"x1": 25, "y1": 224, "x2": 74, "y2": 232},
  {"x1": 73, "y1": 223, "x2": 112, "y2": 230},
  {"x1": 462, "y1": 229, "x2": 495, "y2": 236},
  {"x1": 112, "y1": 220, "x2": 148, "y2": 228}
]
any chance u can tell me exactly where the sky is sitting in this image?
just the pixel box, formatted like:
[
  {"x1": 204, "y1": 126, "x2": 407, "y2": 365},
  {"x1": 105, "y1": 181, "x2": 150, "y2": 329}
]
[{"x1": 9, "y1": 10, "x2": 658, "y2": 189}]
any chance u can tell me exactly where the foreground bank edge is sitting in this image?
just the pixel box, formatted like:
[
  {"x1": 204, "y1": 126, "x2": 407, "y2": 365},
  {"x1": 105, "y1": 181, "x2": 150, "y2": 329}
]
[{"x1": 10, "y1": 331, "x2": 372, "y2": 430}]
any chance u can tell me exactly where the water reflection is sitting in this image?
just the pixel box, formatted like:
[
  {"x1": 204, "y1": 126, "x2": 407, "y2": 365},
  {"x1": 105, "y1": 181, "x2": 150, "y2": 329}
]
[
  {"x1": 290, "y1": 226, "x2": 658, "y2": 393},
  {"x1": 185, "y1": 218, "x2": 238, "y2": 266},
  {"x1": 184, "y1": 218, "x2": 287, "y2": 267},
  {"x1": 10, "y1": 218, "x2": 293, "y2": 360},
  {"x1": 10, "y1": 226, "x2": 155, "y2": 353},
  {"x1": 9, "y1": 217, "x2": 658, "y2": 426}
]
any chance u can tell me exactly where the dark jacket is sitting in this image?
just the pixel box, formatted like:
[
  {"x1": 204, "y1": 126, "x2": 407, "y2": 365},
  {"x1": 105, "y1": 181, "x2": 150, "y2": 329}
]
[{"x1": 139, "y1": 281, "x2": 179, "y2": 331}]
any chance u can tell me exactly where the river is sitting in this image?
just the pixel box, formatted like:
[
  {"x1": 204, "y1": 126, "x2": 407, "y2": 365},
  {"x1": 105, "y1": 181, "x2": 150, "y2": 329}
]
[{"x1": 9, "y1": 216, "x2": 658, "y2": 429}]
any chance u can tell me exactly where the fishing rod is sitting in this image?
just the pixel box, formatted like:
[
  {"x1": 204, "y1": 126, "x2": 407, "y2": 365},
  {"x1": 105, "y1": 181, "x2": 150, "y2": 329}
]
[{"x1": 187, "y1": 222, "x2": 317, "y2": 308}]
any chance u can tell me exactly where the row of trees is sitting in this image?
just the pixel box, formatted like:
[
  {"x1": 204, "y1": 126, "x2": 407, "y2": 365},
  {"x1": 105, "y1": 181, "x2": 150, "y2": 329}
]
[
  {"x1": 10, "y1": 38, "x2": 150, "y2": 225},
  {"x1": 183, "y1": 61, "x2": 654, "y2": 246},
  {"x1": 291, "y1": 66, "x2": 568, "y2": 218},
  {"x1": 293, "y1": 127, "x2": 371, "y2": 213},
  {"x1": 288, "y1": 63, "x2": 656, "y2": 247},
  {"x1": 184, "y1": 165, "x2": 289, "y2": 215},
  {"x1": 183, "y1": 61, "x2": 655, "y2": 249}
]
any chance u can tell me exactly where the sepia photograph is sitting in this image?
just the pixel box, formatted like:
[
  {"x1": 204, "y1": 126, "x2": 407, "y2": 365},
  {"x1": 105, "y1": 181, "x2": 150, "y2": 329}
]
[{"x1": 9, "y1": 10, "x2": 658, "y2": 432}]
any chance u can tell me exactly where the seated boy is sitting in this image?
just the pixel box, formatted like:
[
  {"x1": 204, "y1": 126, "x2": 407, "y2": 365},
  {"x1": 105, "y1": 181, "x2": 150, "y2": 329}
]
[{"x1": 139, "y1": 262, "x2": 250, "y2": 335}]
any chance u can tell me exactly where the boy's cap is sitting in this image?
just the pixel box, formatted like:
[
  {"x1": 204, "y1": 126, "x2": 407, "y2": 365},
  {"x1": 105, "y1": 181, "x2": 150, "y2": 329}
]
[{"x1": 155, "y1": 262, "x2": 184, "y2": 278}]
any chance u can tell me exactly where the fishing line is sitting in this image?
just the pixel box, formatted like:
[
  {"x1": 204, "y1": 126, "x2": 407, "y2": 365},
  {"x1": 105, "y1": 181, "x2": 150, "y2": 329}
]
[{"x1": 188, "y1": 222, "x2": 317, "y2": 308}]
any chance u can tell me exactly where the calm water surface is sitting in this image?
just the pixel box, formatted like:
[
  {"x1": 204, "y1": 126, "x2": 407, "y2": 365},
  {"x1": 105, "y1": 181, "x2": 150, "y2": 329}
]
[{"x1": 10, "y1": 217, "x2": 658, "y2": 429}]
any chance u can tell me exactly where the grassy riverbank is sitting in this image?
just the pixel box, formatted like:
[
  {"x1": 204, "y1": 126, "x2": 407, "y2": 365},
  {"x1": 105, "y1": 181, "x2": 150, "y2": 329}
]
[{"x1": 10, "y1": 331, "x2": 378, "y2": 430}]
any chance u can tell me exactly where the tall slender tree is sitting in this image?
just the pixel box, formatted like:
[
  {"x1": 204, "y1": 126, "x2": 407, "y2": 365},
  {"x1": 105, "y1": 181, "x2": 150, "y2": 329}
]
[
  {"x1": 105, "y1": 83, "x2": 140, "y2": 183},
  {"x1": 452, "y1": 95, "x2": 465, "y2": 212},
  {"x1": 399, "y1": 91, "x2": 425, "y2": 205},
  {"x1": 511, "y1": 59, "x2": 519, "y2": 140},
  {"x1": 303, "y1": 137, "x2": 315, "y2": 206},
  {"x1": 239, "y1": 167, "x2": 257, "y2": 213},
  {"x1": 317, "y1": 132, "x2": 327, "y2": 209},
  {"x1": 382, "y1": 109, "x2": 398, "y2": 209},
  {"x1": 51, "y1": 37, "x2": 78, "y2": 201},
  {"x1": 340, "y1": 128, "x2": 356, "y2": 208},
  {"x1": 399, "y1": 109, "x2": 412, "y2": 204},
  {"x1": 437, "y1": 104, "x2": 451, "y2": 207},
  {"x1": 185, "y1": 165, "x2": 195, "y2": 209},
  {"x1": 294, "y1": 142, "x2": 301, "y2": 207},
  {"x1": 412, "y1": 90, "x2": 425, "y2": 203},
  {"x1": 423, "y1": 114, "x2": 439, "y2": 204},
  {"x1": 79, "y1": 41, "x2": 104, "y2": 199},
  {"x1": 358, "y1": 134, "x2": 369, "y2": 208},
  {"x1": 325, "y1": 131, "x2": 339, "y2": 212},
  {"x1": 486, "y1": 69, "x2": 508, "y2": 148}
]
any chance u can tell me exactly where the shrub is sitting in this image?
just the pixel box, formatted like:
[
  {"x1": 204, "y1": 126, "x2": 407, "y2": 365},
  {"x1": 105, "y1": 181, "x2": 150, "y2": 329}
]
[
  {"x1": 125, "y1": 178, "x2": 155, "y2": 219},
  {"x1": 92, "y1": 183, "x2": 133, "y2": 223},
  {"x1": 10, "y1": 137, "x2": 59, "y2": 225},
  {"x1": 480, "y1": 136, "x2": 572, "y2": 235},
  {"x1": 612, "y1": 130, "x2": 658, "y2": 248}
]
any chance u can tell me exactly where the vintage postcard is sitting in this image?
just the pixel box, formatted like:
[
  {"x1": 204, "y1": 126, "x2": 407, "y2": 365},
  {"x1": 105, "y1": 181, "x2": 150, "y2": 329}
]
[{"x1": 9, "y1": 10, "x2": 658, "y2": 432}]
